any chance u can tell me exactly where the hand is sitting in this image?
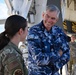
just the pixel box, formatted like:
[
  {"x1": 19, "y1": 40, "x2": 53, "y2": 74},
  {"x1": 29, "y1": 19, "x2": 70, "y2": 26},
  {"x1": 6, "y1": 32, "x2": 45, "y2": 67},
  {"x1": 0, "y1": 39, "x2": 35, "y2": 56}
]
[{"x1": 59, "y1": 50, "x2": 63, "y2": 56}]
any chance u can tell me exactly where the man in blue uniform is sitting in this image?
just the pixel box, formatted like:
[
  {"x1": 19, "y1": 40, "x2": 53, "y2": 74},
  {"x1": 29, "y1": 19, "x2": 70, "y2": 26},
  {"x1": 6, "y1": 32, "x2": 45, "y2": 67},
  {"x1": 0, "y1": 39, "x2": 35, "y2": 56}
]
[{"x1": 27, "y1": 5, "x2": 70, "y2": 75}]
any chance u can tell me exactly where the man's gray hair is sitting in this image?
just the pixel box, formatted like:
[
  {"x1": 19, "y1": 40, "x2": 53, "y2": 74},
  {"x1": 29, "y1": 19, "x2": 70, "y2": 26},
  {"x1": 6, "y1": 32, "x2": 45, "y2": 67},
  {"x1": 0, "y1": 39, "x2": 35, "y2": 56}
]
[{"x1": 46, "y1": 5, "x2": 60, "y2": 18}]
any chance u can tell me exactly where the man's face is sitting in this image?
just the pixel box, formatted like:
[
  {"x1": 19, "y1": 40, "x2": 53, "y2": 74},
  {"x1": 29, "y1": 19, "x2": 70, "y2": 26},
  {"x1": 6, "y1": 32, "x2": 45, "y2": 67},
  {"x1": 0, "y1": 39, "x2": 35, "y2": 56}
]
[{"x1": 42, "y1": 10, "x2": 59, "y2": 31}]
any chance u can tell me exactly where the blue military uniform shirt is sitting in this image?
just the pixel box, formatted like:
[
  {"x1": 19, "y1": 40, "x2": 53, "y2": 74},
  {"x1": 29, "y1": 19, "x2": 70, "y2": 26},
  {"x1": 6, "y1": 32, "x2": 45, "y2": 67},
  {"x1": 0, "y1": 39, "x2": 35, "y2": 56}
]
[{"x1": 27, "y1": 21, "x2": 70, "y2": 75}]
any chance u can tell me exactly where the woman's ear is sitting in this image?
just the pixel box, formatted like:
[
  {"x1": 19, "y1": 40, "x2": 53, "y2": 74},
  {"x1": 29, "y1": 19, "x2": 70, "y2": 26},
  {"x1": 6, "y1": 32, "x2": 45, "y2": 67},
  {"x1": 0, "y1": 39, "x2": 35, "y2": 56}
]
[{"x1": 18, "y1": 28, "x2": 23, "y2": 35}]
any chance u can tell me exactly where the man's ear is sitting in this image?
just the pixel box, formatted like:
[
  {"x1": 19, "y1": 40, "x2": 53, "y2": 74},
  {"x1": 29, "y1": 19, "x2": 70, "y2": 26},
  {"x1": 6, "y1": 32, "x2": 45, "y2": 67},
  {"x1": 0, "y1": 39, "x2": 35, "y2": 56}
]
[
  {"x1": 56, "y1": 18, "x2": 59, "y2": 22},
  {"x1": 42, "y1": 12, "x2": 45, "y2": 18}
]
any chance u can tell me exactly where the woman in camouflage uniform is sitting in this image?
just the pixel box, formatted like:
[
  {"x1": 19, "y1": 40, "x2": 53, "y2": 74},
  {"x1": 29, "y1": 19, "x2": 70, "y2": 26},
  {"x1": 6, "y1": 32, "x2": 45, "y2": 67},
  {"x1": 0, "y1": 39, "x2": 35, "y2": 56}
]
[{"x1": 0, "y1": 15, "x2": 28, "y2": 75}]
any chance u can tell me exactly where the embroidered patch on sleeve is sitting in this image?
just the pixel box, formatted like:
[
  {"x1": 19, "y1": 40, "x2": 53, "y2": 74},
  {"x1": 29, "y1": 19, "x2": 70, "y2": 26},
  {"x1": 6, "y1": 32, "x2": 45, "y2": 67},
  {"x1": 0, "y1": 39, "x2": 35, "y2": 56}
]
[{"x1": 13, "y1": 69, "x2": 23, "y2": 75}]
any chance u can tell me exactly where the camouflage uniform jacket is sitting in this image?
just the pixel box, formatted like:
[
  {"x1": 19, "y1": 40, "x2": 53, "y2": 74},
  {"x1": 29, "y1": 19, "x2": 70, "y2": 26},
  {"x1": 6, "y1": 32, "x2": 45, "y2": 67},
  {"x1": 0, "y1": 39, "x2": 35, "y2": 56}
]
[
  {"x1": 27, "y1": 21, "x2": 70, "y2": 75},
  {"x1": 0, "y1": 42, "x2": 28, "y2": 75}
]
